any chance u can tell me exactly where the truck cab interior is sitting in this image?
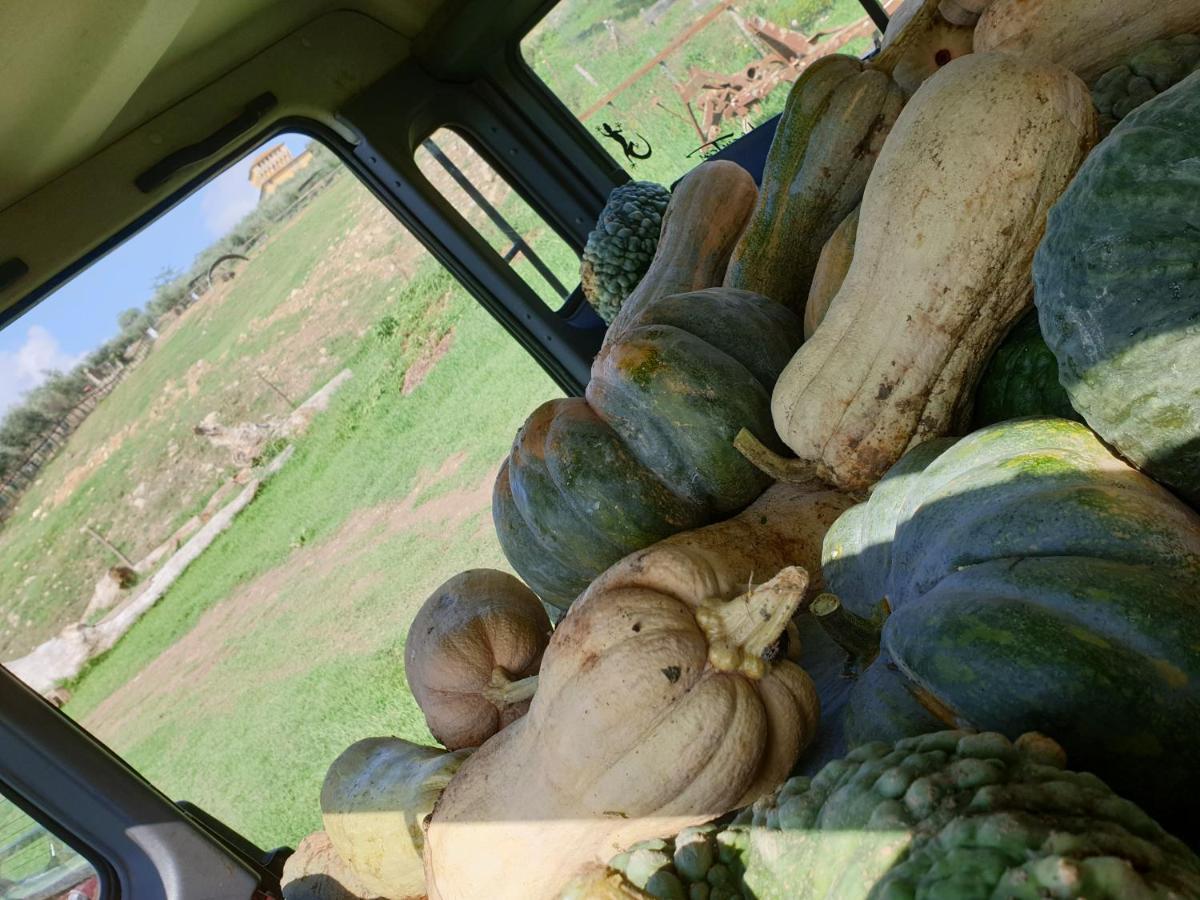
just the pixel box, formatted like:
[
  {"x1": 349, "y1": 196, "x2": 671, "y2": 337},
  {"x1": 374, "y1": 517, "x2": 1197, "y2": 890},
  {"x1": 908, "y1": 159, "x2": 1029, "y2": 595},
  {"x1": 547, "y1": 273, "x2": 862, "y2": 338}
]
[{"x1": 0, "y1": 0, "x2": 890, "y2": 896}]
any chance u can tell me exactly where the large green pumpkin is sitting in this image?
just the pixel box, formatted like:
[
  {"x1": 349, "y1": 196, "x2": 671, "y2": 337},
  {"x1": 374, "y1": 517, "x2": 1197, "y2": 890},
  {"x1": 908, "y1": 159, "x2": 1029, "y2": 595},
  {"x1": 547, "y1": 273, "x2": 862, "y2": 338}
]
[
  {"x1": 971, "y1": 311, "x2": 1081, "y2": 428},
  {"x1": 819, "y1": 417, "x2": 1200, "y2": 822},
  {"x1": 1035, "y1": 71, "x2": 1200, "y2": 504},
  {"x1": 494, "y1": 288, "x2": 802, "y2": 609}
]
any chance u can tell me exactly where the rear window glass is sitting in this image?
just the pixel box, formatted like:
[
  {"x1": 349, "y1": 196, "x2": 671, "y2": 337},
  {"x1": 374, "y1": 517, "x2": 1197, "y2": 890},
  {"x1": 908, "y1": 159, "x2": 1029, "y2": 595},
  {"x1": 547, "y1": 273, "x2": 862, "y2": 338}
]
[
  {"x1": 0, "y1": 796, "x2": 100, "y2": 899},
  {"x1": 520, "y1": 0, "x2": 886, "y2": 185}
]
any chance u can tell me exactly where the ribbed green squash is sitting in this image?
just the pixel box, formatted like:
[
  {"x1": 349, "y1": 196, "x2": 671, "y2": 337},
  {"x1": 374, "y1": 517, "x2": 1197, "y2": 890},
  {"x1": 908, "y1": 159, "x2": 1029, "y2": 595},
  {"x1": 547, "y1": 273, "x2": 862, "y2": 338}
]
[
  {"x1": 819, "y1": 417, "x2": 1200, "y2": 822},
  {"x1": 1035, "y1": 72, "x2": 1200, "y2": 504},
  {"x1": 494, "y1": 288, "x2": 802, "y2": 609},
  {"x1": 577, "y1": 730, "x2": 1200, "y2": 900},
  {"x1": 723, "y1": 55, "x2": 904, "y2": 314},
  {"x1": 971, "y1": 311, "x2": 1080, "y2": 427}
]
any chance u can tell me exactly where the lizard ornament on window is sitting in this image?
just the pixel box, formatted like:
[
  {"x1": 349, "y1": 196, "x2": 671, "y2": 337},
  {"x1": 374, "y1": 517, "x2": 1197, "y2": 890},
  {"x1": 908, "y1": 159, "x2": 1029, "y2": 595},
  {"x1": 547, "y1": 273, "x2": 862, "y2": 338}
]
[{"x1": 599, "y1": 123, "x2": 652, "y2": 163}]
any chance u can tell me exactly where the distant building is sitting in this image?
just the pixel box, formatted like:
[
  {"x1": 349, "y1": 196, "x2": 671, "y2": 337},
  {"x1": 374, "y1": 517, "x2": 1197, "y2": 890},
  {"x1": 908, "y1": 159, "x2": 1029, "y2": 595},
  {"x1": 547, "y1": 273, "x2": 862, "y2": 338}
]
[{"x1": 248, "y1": 143, "x2": 314, "y2": 199}]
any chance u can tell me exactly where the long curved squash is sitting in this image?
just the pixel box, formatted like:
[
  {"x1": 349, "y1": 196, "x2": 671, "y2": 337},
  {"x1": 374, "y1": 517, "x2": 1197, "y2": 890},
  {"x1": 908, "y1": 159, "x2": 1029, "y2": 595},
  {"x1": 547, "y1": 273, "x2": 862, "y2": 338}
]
[{"x1": 766, "y1": 52, "x2": 1095, "y2": 494}]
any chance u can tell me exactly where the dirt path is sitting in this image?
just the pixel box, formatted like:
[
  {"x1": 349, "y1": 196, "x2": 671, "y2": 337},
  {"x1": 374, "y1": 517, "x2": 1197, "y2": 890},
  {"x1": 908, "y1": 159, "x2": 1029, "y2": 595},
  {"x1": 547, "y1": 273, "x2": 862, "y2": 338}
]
[{"x1": 84, "y1": 453, "x2": 497, "y2": 742}]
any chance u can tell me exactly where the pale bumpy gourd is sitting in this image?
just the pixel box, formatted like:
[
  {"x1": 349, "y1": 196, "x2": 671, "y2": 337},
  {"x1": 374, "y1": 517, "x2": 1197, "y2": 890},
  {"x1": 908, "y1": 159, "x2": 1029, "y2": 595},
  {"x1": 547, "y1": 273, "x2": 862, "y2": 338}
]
[
  {"x1": 404, "y1": 568, "x2": 550, "y2": 750},
  {"x1": 975, "y1": 0, "x2": 1200, "y2": 82},
  {"x1": 424, "y1": 482, "x2": 852, "y2": 900},
  {"x1": 321, "y1": 738, "x2": 469, "y2": 900},
  {"x1": 768, "y1": 53, "x2": 1096, "y2": 494}
]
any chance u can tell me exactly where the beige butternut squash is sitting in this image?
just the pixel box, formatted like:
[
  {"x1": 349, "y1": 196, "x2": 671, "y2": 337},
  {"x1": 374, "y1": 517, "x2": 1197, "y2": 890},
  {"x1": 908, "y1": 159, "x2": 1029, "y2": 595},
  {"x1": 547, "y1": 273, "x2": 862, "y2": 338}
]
[
  {"x1": 975, "y1": 0, "x2": 1200, "y2": 82},
  {"x1": 405, "y1": 568, "x2": 550, "y2": 750},
  {"x1": 606, "y1": 161, "x2": 757, "y2": 343},
  {"x1": 803, "y1": 205, "x2": 858, "y2": 340},
  {"x1": 424, "y1": 482, "x2": 852, "y2": 900},
  {"x1": 766, "y1": 53, "x2": 1096, "y2": 494}
]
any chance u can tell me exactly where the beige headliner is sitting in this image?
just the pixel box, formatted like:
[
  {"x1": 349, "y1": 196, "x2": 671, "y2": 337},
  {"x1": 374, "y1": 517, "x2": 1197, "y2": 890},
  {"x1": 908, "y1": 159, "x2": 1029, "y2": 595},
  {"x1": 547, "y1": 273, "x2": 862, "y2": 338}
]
[{"x1": 0, "y1": 0, "x2": 445, "y2": 213}]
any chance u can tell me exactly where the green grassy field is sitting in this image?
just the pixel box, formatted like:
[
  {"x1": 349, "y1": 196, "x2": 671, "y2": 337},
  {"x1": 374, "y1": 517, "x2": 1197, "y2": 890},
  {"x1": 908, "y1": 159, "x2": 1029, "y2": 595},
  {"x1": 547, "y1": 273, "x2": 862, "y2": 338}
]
[{"x1": 68, "y1": 263, "x2": 558, "y2": 846}]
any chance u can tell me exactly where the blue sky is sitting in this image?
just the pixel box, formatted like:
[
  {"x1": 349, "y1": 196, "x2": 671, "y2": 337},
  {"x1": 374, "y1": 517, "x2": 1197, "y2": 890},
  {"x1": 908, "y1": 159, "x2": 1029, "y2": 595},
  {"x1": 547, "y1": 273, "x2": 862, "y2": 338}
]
[{"x1": 0, "y1": 133, "x2": 311, "y2": 412}]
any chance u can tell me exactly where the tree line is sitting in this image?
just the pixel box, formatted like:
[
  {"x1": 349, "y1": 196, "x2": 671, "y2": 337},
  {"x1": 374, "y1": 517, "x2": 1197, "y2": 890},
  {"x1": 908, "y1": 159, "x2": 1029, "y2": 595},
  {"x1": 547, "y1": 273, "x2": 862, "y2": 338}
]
[{"x1": 0, "y1": 140, "x2": 341, "y2": 490}]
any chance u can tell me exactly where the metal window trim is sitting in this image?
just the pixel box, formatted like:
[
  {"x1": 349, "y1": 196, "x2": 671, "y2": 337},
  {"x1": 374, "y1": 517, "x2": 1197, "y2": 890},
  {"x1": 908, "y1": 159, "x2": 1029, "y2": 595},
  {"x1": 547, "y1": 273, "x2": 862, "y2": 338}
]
[{"x1": 0, "y1": 664, "x2": 262, "y2": 899}]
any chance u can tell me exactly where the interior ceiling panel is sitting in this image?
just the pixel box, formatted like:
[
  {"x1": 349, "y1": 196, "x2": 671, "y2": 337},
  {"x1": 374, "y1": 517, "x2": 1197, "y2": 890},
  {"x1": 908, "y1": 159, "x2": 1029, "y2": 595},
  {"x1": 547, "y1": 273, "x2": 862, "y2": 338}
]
[{"x1": 0, "y1": 0, "x2": 446, "y2": 212}]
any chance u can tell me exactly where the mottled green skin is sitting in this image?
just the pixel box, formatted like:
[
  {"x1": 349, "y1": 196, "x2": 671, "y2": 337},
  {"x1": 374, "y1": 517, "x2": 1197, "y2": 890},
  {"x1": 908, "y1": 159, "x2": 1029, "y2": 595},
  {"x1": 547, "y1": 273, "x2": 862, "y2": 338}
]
[
  {"x1": 1092, "y1": 34, "x2": 1200, "y2": 134},
  {"x1": 494, "y1": 289, "x2": 802, "y2": 609},
  {"x1": 822, "y1": 418, "x2": 1200, "y2": 822},
  {"x1": 1035, "y1": 72, "x2": 1200, "y2": 504},
  {"x1": 597, "y1": 731, "x2": 1200, "y2": 900},
  {"x1": 971, "y1": 312, "x2": 1081, "y2": 428},
  {"x1": 580, "y1": 181, "x2": 671, "y2": 323}
]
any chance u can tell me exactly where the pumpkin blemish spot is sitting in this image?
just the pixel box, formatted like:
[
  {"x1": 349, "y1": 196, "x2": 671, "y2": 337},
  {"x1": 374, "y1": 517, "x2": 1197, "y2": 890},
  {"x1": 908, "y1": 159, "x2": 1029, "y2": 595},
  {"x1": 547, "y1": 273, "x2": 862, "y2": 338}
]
[
  {"x1": 632, "y1": 622, "x2": 642, "y2": 633},
  {"x1": 662, "y1": 665, "x2": 681, "y2": 683}
]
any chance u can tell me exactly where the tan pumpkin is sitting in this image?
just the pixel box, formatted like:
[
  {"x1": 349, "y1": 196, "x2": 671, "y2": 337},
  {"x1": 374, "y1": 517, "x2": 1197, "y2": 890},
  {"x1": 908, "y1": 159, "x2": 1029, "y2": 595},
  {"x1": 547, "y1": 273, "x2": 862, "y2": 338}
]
[
  {"x1": 424, "y1": 482, "x2": 852, "y2": 900},
  {"x1": 281, "y1": 832, "x2": 381, "y2": 900},
  {"x1": 405, "y1": 568, "x2": 550, "y2": 750},
  {"x1": 606, "y1": 161, "x2": 757, "y2": 343},
  {"x1": 803, "y1": 205, "x2": 858, "y2": 340},
  {"x1": 975, "y1": 0, "x2": 1200, "y2": 82},
  {"x1": 321, "y1": 737, "x2": 469, "y2": 900},
  {"x1": 763, "y1": 53, "x2": 1096, "y2": 495}
]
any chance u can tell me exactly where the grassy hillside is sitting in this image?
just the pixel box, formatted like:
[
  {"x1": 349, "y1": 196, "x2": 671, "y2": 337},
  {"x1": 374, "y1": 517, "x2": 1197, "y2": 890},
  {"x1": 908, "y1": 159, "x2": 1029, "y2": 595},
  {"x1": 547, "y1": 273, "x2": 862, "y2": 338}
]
[
  {"x1": 0, "y1": 174, "x2": 414, "y2": 658},
  {"x1": 69, "y1": 261, "x2": 558, "y2": 847}
]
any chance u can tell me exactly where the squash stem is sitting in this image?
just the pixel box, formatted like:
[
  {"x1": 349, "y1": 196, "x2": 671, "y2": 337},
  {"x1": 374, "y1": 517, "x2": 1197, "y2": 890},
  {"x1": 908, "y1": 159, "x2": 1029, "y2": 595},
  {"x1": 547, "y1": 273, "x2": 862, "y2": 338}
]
[
  {"x1": 811, "y1": 593, "x2": 880, "y2": 663},
  {"x1": 480, "y1": 669, "x2": 539, "y2": 709},
  {"x1": 734, "y1": 429, "x2": 819, "y2": 484},
  {"x1": 695, "y1": 566, "x2": 809, "y2": 679}
]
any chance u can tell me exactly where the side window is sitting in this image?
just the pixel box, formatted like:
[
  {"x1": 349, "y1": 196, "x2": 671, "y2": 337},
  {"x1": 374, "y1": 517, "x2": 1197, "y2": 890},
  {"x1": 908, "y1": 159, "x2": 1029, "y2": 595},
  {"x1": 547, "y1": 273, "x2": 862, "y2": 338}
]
[
  {"x1": 520, "y1": 0, "x2": 884, "y2": 185},
  {"x1": 0, "y1": 796, "x2": 100, "y2": 899},
  {"x1": 413, "y1": 130, "x2": 579, "y2": 309},
  {"x1": 0, "y1": 132, "x2": 561, "y2": 855}
]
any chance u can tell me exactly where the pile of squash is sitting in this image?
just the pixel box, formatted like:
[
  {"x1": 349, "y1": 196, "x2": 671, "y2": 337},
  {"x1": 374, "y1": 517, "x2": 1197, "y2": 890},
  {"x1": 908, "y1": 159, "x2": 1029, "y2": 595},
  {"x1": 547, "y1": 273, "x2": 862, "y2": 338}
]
[{"x1": 284, "y1": 1, "x2": 1200, "y2": 898}]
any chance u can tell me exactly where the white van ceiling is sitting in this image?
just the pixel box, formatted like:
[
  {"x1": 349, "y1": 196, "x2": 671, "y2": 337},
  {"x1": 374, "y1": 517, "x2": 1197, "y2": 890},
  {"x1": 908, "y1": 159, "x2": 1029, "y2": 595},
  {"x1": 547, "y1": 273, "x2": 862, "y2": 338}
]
[{"x1": 0, "y1": 0, "x2": 443, "y2": 212}]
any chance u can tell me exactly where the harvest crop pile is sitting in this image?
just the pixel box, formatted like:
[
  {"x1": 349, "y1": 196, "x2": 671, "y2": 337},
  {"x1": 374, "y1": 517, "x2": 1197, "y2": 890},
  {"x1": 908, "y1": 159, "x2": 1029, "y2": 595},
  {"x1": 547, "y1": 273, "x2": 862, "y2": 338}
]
[{"x1": 283, "y1": 1, "x2": 1200, "y2": 897}]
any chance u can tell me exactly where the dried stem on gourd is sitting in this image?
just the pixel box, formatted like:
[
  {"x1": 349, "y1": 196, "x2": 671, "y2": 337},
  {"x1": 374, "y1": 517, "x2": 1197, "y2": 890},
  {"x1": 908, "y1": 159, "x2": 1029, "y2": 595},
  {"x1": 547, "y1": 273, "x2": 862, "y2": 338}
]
[
  {"x1": 479, "y1": 668, "x2": 539, "y2": 710},
  {"x1": 810, "y1": 593, "x2": 881, "y2": 663},
  {"x1": 734, "y1": 429, "x2": 821, "y2": 484},
  {"x1": 695, "y1": 566, "x2": 809, "y2": 678}
]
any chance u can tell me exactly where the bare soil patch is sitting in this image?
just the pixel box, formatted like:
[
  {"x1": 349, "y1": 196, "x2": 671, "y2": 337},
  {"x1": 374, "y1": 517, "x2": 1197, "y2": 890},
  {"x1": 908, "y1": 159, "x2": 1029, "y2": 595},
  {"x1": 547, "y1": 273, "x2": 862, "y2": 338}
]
[{"x1": 403, "y1": 329, "x2": 455, "y2": 395}]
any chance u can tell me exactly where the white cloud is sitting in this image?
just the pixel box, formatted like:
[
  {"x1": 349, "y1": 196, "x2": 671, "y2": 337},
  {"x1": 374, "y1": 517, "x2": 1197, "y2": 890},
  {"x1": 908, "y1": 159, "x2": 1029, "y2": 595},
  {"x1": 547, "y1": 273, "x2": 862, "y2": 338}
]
[
  {"x1": 0, "y1": 326, "x2": 83, "y2": 413},
  {"x1": 200, "y1": 160, "x2": 259, "y2": 237}
]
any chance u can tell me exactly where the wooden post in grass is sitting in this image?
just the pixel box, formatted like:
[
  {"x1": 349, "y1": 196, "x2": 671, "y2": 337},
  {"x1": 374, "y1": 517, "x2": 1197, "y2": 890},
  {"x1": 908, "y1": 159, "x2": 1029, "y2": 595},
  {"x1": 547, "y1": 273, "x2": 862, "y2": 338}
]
[{"x1": 81, "y1": 526, "x2": 135, "y2": 569}]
